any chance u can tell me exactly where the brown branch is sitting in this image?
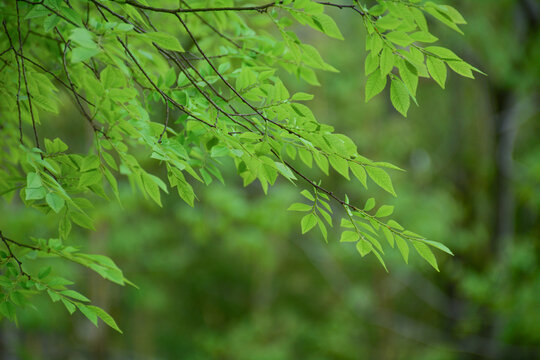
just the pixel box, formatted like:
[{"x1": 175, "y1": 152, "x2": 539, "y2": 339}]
[
  {"x1": 57, "y1": 32, "x2": 108, "y2": 139},
  {"x1": 16, "y1": 1, "x2": 40, "y2": 149},
  {"x1": 119, "y1": 0, "x2": 367, "y2": 16},
  {"x1": 2, "y1": 21, "x2": 24, "y2": 145},
  {"x1": 119, "y1": 0, "x2": 280, "y2": 14},
  {"x1": 0, "y1": 231, "x2": 31, "y2": 279}
]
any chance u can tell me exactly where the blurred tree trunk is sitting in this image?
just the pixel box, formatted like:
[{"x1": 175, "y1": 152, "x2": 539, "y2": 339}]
[{"x1": 487, "y1": 2, "x2": 538, "y2": 358}]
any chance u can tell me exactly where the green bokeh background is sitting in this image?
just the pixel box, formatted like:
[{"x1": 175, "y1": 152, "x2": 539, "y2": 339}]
[{"x1": 1, "y1": 1, "x2": 539, "y2": 359}]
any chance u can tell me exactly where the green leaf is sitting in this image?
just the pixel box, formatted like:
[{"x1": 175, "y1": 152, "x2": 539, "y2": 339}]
[
  {"x1": 274, "y1": 162, "x2": 296, "y2": 181},
  {"x1": 58, "y1": 6, "x2": 84, "y2": 27},
  {"x1": 329, "y1": 155, "x2": 349, "y2": 179},
  {"x1": 38, "y1": 266, "x2": 52, "y2": 279},
  {"x1": 382, "y1": 227, "x2": 394, "y2": 247},
  {"x1": 88, "y1": 305, "x2": 123, "y2": 333},
  {"x1": 59, "y1": 214, "x2": 72, "y2": 240},
  {"x1": 70, "y1": 211, "x2": 95, "y2": 230},
  {"x1": 386, "y1": 31, "x2": 414, "y2": 47},
  {"x1": 61, "y1": 299, "x2": 76, "y2": 314},
  {"x1": 350, "y1": 163, "x2": 367, "y2": 188},
  {"x1": 340, "y1": 230, "x2": 360, "y2": 243},
  {"x1": 376, "y1": 15, "x2": 401, "y2": 30},
  {"x1": 426, "y1": 56, "x2": 447, "y2": 89},
  {"x1": 375, "y1": 205, "x2": 394, "y2": 218},
  {"x1": 447, "y1": 60, "x2": 475, "y2": 79},
  {"x1": 46, "y1": 193, "x2": 65, "y2": 213},
  {"x1": 390, "y1": 78, "x2": 411, "y2": 116},
  {"x1": 25, "y1": 186, "x2": 47, "y2": 200},
  {"x1": 27, "y1": 172, "x2": 42, "y2": 188},
  {"x1": 438, "y1": 5, "x2": 467, "y2": 24},
  {"x1": 301, "y1": 190, "x2": 315, "y2": 201},
  {"x1": 318, "y1": 218, "x2": 328, "y2": 242},
  {"x1": 413, "y1": 242, "x2": 439, "y2": 271},
  {"x1": 144, "y1": 32, "x2": 184, "y2": 52},
  {"x1": 311, "y1": 13, "x2": 344, "y2": 40},
  {"x1": 409, "y1": 31, "x2": 438, "y2": 43},
  {"x1": 0, "y1": 301, "x2": 16, "y2": 320},
  {"x1": 424, "y1": 46, "x2": 461, "y2": 61},
  {"x1": 61, "y1": 290, "x2": 90, "y2": 302},
  {"x1": 143, "y1": 173, "x2": 162, "y2": 207},
  {"x1": 410, "y1": 8, "x2": 428, "y2": 31},
  {"x1": 25, "y1": 4, "x2": 50, "y2": 19},
  {"x1": 367, "y1": 34, "x2": 383, "y2": 55},
  {"x1": 395, "y1": 235, "x2": 409, "y2": 263},
  {"x1": 44, "y1": 138, "x2": 68, "y2": 153},
  {"x1": 398, "y1": 59, "x2": 419, "y2": 96},
  {"x1": 366, "y1": 167, "x2": 396, "y2": 196},
  {"x1": 175, "y1": 174, "x2": 195, "y2": 207},
  {"x1": 365, "y1": 69, "x2": 387, "y2": 102},
  {"x1": 47, "y1": 290, "x2": 61, "y2": 302},
  {"x1": 298, "y1": 148, "x2": 313, "y2": 168},
  {"x1": 287, "y1": 203, "x2": 312, "y2": 212},
  {"x1": 313, "y1": 153, "x2": 329, "y2": 175},
  {"x1": 301, "y1": 213, "x2": 318, "y2": 234},
  {"x1": 364, "y1": 198, "x2": 375, "y2": 211},
  {"x1": 69, "y1": 28, "x2": 97, "y2": 49},
  {"x1": 387, "y1": 219, "x2": 404, "y2": 230},
  {"x1": 420, "y1": 239, "x2": 454, "y2": 255},
  {"x1": 71, "y1": 47, "x2": 101, "y2": 63},
  {"x1": 424, "y1": 5, "x2": 464, "y2": 34},
  {"x1": 356, "y1": 239, "x2": 372, "y2": 257},
  {"x1": 79, "y1": 170, "x2": 102, "y2": 188},
  {"x1": 77, "y1": 304, "x2": 98, "y2": 326},
  {"x1": 291, "y1": 92, "x2": 314, "y2": 101},
  {"x1": 364, "y1": 52, "x2": 379, "y2": 76},
  {"x1": 379, "y1": 47, "x2": 394, "y2": 76}
]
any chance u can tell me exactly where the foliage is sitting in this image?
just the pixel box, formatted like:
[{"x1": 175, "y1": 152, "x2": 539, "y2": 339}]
[{"x1": 0, "y1": 0, "x2": 479, "y2": 332}]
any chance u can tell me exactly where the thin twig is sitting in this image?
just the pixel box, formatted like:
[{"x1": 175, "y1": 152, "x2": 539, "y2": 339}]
[
  {"x1": 16, "y1": 1, "x2": 40, "y2": 149},
  {"x1": 0, "y1": 231, "x2": 31, "y2": 279},
  {"x1": 2, "y1": 21, "x2": 24, "y2": 145}
]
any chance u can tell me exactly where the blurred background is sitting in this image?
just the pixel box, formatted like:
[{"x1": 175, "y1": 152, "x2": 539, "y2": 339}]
[{"x1": 1, "y1": 0, "x2": 539, "y2": 359}]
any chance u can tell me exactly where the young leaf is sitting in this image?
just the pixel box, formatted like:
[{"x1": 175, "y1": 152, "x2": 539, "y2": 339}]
[
  {"x1": 420, "y1": 239, "x2": 454, "y2": 255},
  {"x1": 301, "y1": 213, "x2": 318, "y2": 234},
  {"x1": 365, "y1": 69, "x2": 387, "y2": 102},
  {"x1": 364, "y1": 198, "x2": 375, "y2": 211},
  {"x1": 311, "y1": 13, "x2": 344, "y2": 40},
  {"x1": 379, "y1": 47, "x2": 394, "y2": 75},
  {"x1": 144, "y1": 32, "x2": 184, "y2": 52},
  {"x1": 301, "y1": 189, "x2": 315, "y2": 201},
  {"x1": 395, "y1": 235, "x2": 409, "y2": 263},
  {"x1": 366, "y1": 167, "x2": 396, "y2": 196},
  {"x1": 87, "y1": 305, "x2": 123, "y2": 333},
  {"x1": 390, "y1": 78, "x2": 411, "y2": 117},
  {"x1": 375, "y1": 205, "x2": 394, "y2": 218},
  {"x1": 413, "y1": 242, "x2": 440, "y2": 271},
  {"x1": 46, "y1": 193, "x2": 65, "y2": 213},
  {"x1": 426, "y1": 57, "x2": 447, "y2": 89},
  {"x1": 60, "y1": 290, "x2": 90, "y2": 302},
  {"x1": 350, "y1": 163, "x2": 367, "y2": 188},
  {"x1": 340, "y1": 231, "x2": 360, "y2": 243},
  {"x1": 356, "y1": 239, "x2": 372, "y2": 257},
  {"x1": 329, "y1": 155, "x2": 349, "y2": 179},
  {"x1": 143, "y1": 173, "x2": 162, "y2": 207},
  {"x1": 287, "y1": 203, "x2": 312, "y2": 212},
  {"x1": 382, "y1": 227, "x2": 395, "y2": 247}
]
